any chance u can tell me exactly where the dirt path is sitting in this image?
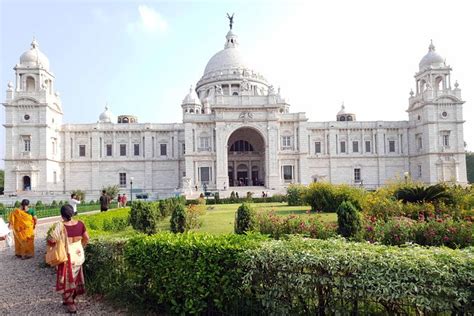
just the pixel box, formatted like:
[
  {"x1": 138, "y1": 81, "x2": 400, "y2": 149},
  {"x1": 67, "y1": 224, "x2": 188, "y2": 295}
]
[{"x1": 0, "y1": 222, "x2": 124, "y2": 315}]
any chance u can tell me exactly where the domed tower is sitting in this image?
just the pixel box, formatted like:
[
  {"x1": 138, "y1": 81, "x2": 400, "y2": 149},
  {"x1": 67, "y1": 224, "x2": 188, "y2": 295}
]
[
  {"x1": 336, "y1": 104, "x2": 356, "y2": 121},
  {"x1": 3, "y1": 38, "x2": 64, "y2": 194},
  {"x1": 407, "y1": 40, "x2": 467, "y2": 184},
  {"x1": 181, "y1": 86, "x2": 202, "y2": 114},
  {"x1": 195, "y1": 19, "x2": 271, "y2": 105},
  {"x1": 98, "y1": 105, "x2": 115, "y2": 123}
]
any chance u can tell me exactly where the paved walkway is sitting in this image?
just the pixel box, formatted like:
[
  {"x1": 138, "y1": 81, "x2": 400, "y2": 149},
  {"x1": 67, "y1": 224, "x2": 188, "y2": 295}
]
[{"x1": 0, "y1": 222, "x2": 124, "y2": 315}]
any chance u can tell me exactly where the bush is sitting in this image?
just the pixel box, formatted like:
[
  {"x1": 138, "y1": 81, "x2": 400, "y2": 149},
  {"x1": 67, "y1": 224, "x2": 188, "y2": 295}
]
[
  {"x1": 129, "y1": 201, "x2": 161, "y2": 235},
  {"x1": 394, "y1": 183, "x2": 454, "y2": 205},
  {"x1": 71, "y1": 189, "x2": 86, "y2": 202},
  {"x1": 256, "y1": 210, "x2": 337, "y2": 239},
  {"x1": 235, "y1": 203, "x2": 257, "y2": 234},
  {"x1": 170, "y1": 203, "x2": 187, "y2": 233},
  {"x1": 35, "y1": 200, "x2": 44, "y2": 209},
  {"x1": 186, "y1": 204, "x2": 206, "y2": 230},
  {"x1": 51, "y1": 200, "x2": 58, "y2": 207},
  {"x1": 14, "y1": 200, "x2": 20, "y2": 208},
  {"x1": 242, "y1": 237, "x2": 474, "y2": 315},
  {"x1": 336, "y1": 201, "x2": 361, "y2": 238},
  {"x1": 304, "y1": 182, "x2": 364, "y2": 212},
  {"x1": 287, "y1": 184, "x2": 306, "y2": 206},
  {"x1": 102, "y1": 185, "x2": 120, "y2": 200},
  {"x1": 76, "y1": 208, "x2": 131, "y2": 234}
]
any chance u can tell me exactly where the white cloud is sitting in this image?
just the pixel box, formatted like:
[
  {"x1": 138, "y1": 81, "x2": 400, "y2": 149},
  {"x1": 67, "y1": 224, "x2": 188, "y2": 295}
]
[{"x1": 129, "y1": 5, "x2": 168, "y2": 34}]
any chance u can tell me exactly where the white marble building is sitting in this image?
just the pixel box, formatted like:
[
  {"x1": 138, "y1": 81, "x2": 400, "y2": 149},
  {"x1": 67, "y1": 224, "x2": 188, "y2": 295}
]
[{"x1": 2, "y1": 24, "x2": 468, "y2": 199}]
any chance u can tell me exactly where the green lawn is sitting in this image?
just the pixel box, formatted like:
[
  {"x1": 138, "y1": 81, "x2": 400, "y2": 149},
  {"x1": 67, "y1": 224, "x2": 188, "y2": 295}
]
[{"x1": 157, "y1": 202, "x2": 337, "y2": 234}]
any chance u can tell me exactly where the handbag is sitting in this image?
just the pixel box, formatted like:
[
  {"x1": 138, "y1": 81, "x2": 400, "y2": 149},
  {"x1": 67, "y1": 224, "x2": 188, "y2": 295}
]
[{"x1": 45, "y1": 224, "x2": 68, "y2": 266}]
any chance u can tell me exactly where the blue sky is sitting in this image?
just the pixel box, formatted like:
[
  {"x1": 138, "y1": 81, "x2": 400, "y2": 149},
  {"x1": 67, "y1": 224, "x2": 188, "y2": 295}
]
[{"x1": 1, "y1": 0, "x2": 474, "y2": 168}]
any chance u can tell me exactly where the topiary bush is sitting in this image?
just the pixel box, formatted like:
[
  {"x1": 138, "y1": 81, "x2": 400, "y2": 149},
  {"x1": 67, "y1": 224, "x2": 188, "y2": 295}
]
[
  {"x1": 235, "y1": 203, "x2": 257, "y2": 234},
  {"x1": 304, "y1": 182, "x2": 364, "y2": 212},
  {"x1": 129, "y1": 201, "x2": 161, "y2": 235},
  {"x1": 337, "y1": 200, "x2": 361, "y2": 238},
  {"x1": 35, "y1": 200, "x2": 44, "y2": 209},
  {"x1": 170, "y1": 202, "x2": 187, "y2": 233}
]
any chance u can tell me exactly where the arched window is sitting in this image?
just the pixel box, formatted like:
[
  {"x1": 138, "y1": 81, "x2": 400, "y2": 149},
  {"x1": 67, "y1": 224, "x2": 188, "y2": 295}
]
[
  {"x1": 339, "y1": 116, "x2": 346, "y2": 121},
  {"x1": 190, "y1": 109, "x2": 194, "y2": 113},
  {"x1": 347, "y1": 116, "x2": 353, "y2": 121},
  {"x1": 435, "y1": 76, "x2": 443, "y2": 90},
  {"x1": 230, "y1": 140, "x2": 254, "y2": 152},
  {"x1": 232, "y1": 92, "x2": 239, "y2": 96},
  {"x1": 26, "y1": 76, "x2": 35, "y2": 92}
]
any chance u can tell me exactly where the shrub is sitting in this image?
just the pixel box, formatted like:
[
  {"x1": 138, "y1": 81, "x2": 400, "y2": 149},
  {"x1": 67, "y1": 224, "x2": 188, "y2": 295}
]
[
  {"x1": 256, "y1": 210, "x2": 337, "y2": 239},
  {"x1": 269, "y1": 194, "x2": 287, "y2": 203},
  {"x1": 76, "y1": 208, "x2": 131, "y2": 235},
  {"x1": 71, "y1": 189, "x2": 86, "y2": 202},
  {"x1": 14, "y1": 200, "x2": 20, "y2": 208},
  {"x1": 186, "y1": 204, "x2": 206, "y2": 230},
  {"x1": 414, "y1": 218, "x2": 473, "y2": 248},
  {"x1": 235, "y1": 203, "x2": 257, "y2": 234},
  {"x1": 170, "y1": 203, "x2": 187, "y2": 233},
  {"x1": 160, "y1": 196, "x2": 185, "y2": 217},
  {"x1": 336, "y1": 201, "x2": 361, "y2": 238},
  {"x1": 242, "y1": 237, "x2": 474, "y2": 315},
  {"x1": 304, "y1": 182, "x2": 364, "y2": 212},
  {"x1": 287, "y1": 184, "x2": 306, "y2": 206},
  {"x1": 102, "y1": 185, "x2": 120, "y2": 200},
  {"x1": 129, "y1": 201, "x2": 161, "y2": 235},
  {"x1": 35, "y1": 200, "x2": 44, "y2": 209},
  {"x1": 51, "y1": 200, "x2": 58, "y2": 207}
]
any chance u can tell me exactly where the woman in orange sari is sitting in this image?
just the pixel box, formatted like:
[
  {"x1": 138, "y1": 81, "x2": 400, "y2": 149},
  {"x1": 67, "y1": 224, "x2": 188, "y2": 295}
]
[
  {"x1": 49, "y1": 204, "x2": 89, "y2": 313},
  {"x1": 8, "y1": 199, "x2": 37, "y2": 259}
]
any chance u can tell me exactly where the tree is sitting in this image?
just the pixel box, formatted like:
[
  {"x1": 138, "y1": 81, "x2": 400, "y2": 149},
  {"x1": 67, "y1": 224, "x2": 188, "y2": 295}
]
[
  {"x1": 102, "y1": 185, "x2": 120, "y2": 199},
  {"x1": 466, "y1": 152, "x2": 474, "y2": 184}
]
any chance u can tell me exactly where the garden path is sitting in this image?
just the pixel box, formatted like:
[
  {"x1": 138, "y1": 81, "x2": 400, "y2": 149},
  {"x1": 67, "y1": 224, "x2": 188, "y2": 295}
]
[{"x1": 0, "y1": 221, "x2": 124, "y2": 315}]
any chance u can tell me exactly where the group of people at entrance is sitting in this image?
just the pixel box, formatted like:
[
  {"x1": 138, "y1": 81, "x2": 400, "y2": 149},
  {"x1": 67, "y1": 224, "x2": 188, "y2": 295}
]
[{"x1": 1, "y1": 199, "x2": 89, "y2": 313}]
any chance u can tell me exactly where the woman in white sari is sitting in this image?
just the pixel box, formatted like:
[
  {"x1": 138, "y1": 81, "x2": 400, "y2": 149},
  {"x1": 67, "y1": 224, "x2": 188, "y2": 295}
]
[{"x1": 48, "y1": 205, "x2": 89, "y2": 313}]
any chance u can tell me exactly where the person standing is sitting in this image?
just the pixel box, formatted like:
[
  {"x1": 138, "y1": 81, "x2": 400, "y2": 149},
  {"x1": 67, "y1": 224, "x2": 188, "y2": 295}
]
[
  {"x1": 48, "y1": 204, "x2": 89, "y2": 313},
  {"x1": 69, "y1": 193, "x2": 81, "y2": 216},
  {"x1": 8, "y1": 199, "x2": 37, "y2": 259},
  {"x1": 99, "y1": 190, "x2": 110, "y2": 212},
  {"x1": 117, "y1": 194, "x2": 122, "y2": 208},
  {"x1": 121, "y1": 193, "x2": 128, "y2": 207}
]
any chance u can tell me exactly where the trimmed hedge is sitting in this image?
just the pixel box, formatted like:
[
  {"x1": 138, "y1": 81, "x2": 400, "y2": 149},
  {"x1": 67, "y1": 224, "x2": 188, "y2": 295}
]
[{"x1": 84, "y1": 233, "x2": 474, "y2": 315}]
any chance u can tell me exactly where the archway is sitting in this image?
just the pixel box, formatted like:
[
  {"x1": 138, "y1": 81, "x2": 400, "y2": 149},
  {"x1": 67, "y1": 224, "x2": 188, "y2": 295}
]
[
  {"x1": 227, "y1": 127, "x2": 265, "y2": 187},
  {"x1": 23, "y1": 176, "x2": 31, "y2": 191}
]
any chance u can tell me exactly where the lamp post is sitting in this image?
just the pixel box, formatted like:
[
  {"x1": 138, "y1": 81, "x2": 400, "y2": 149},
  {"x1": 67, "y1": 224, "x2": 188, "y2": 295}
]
[
  {"x1": 403, "y1": 172, "x2": 409, "y2": 185},
  {"x1": 130, "y1": 176, "x2": 134, "y2": 203}
]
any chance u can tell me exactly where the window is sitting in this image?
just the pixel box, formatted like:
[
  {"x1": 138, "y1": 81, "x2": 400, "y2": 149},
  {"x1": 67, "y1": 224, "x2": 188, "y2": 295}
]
[
  {"x1": 106, "y1": 144, "x2": 112, "y2": 156},
  {"x1": 52, "y1": 141, "x2": 56, "y2": 155},
  {"x1": 24, "y1": 139, "x2": 31, "y2": 152},
  {"x1": 314, "y1": 141, "x2": 321, "y2": 154},
  {"x1": 282, "y1": 136, "x2": 292, "y2": 149},
  {"x1": 417, "y1": 135, "x2": 423, "y2": 150},
  {"x1": 160, "y1": 144, "x2": 167, "y2": 156},
  {"x1": 282, "y1": 165, "x2": 293, "y2": 181},
  {"x1": 352, "y1": 141, "x2": 359, "y2": 153},
  {"x1": 417, "y1": 165, "x2": 422, "y2": 178},
  {"x1": 389, "y1": 140, "x2": 396, "y2": 153},
  {"x1": 365, "y1": 141, "x2": 371, "y2": 153},
  {"x1": 442, "y1": 134, "x2": 450, "y2": 147},
  {"x1": 182, "y1": 143, "x2": 186, "y2": 155},
  {"x1": 199, "y1": 167, "x2": 210, "y2": 183},
  {"x1": 79, "y1": 145, "x2": 86, "y2": 157},
  {"x1": 119, "y1": 173, "x2": 127, "y2": 187},
  {"x1": 199, "y1": 137, "x2": 210, "y2": 151},
  {"x1": 230, "y1": 140, "x2": 254, "y2": 152},
  {"x1": 340, "y1": 141, "x2": 346, "y2": 153},
  {"x1": 354, "y1": 168, "x2": 361, "y2": 182},
  {"x1": 53, "y1": 171, "x2": 57, "y2": 184},
  {"x1": 120, "y1": 144, "x2": 127, "y2": 156},
  {"x1": 134, "y1": 144, "x2": 140, "y2": 156}
]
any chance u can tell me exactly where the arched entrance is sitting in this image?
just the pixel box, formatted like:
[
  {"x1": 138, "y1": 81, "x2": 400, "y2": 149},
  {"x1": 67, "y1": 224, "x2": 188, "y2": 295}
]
[
  {"x1": 23, "y1": 176, "x2": 31, "y2": 191},
  {"x1": 227, "y1": 127, "x2": 265, "y2": 187}
]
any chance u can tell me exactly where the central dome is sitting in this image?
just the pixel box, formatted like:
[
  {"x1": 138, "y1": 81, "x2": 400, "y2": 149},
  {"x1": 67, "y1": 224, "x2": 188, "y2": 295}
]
[
  {"x1": 19, "y1": 39, "x2": 50, "y2": 70},
  {"x1": 204, "y1": 46, "x2": 249, "y2": 75}
]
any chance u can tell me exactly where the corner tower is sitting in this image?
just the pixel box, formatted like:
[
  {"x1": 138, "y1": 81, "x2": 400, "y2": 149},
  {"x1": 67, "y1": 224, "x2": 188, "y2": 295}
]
[
  {"x1": 407, "y1": 41, "x2": 467, "y2": 184},
  {"x1": 3, "y1": 39, "x2": 64, "y2": 194}
]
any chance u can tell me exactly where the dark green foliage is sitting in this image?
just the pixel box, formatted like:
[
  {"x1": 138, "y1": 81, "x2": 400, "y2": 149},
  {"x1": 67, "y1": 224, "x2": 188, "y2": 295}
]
[
  {"x1": 337, "y1": 201, "x2": 361, "y2": 238},
  {"x1": 77, "y1": 208, "x2": 131, "y2": 232},
  {"x1": 466, "y1": 152, "x2": 474, "y2": 184},
  {"x1": 129, "y1": 201, "x2": 161, "y2": 235},
  {"x1": 35, "y1": 200, "x2": 44, "y2": 209},
  {"x1": 71, "y1": 189, "x2": 86, "y2": 201},
  {"x1": 304, "y1": 182, "x2": 364, "y2": 212},
  {"x1": 14, "y1": 201, "x2": 21, "y2": 208},
  {"x1": 170, "y1": 202, "x2": 187, "y2": 233},
  {"x1": 287, "y1": 184, "x2": 307, "y2": 206},
  {"x1": 51, "y1": 200, "x2": 58, "y2": 207},
  {"x1": 235, "y1": 203, "x2": 256, "y2": 234},
  {"x1": 160, "y1": 196, "x2": 185, "y2": 217},
  {"x1": 394, "y1": 183, "x2": 454, "y2": 205}
]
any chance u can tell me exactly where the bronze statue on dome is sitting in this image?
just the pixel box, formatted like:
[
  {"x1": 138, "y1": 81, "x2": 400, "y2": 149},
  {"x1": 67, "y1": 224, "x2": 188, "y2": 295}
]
[{"x1": 227, "y1": 13, "x2": 234, "y2": 30}]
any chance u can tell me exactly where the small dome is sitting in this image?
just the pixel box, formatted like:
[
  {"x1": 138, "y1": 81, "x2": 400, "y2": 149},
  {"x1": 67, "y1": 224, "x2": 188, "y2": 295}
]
[
  {"x1": 19, "y1": 38, "x2": 50, "y2": 70},
  {"x1": 182, "y1": 86, "x2": 201, "y2": 105},
  {"x1": 99, "y1": 106, "x2": 114, "y2": 123},
  {"x1": 337, "y1": 104, "x2": 347, "y2": 115},
  {"x1": 419, "y1": 40, "x2": 444, "y2": 71}
]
